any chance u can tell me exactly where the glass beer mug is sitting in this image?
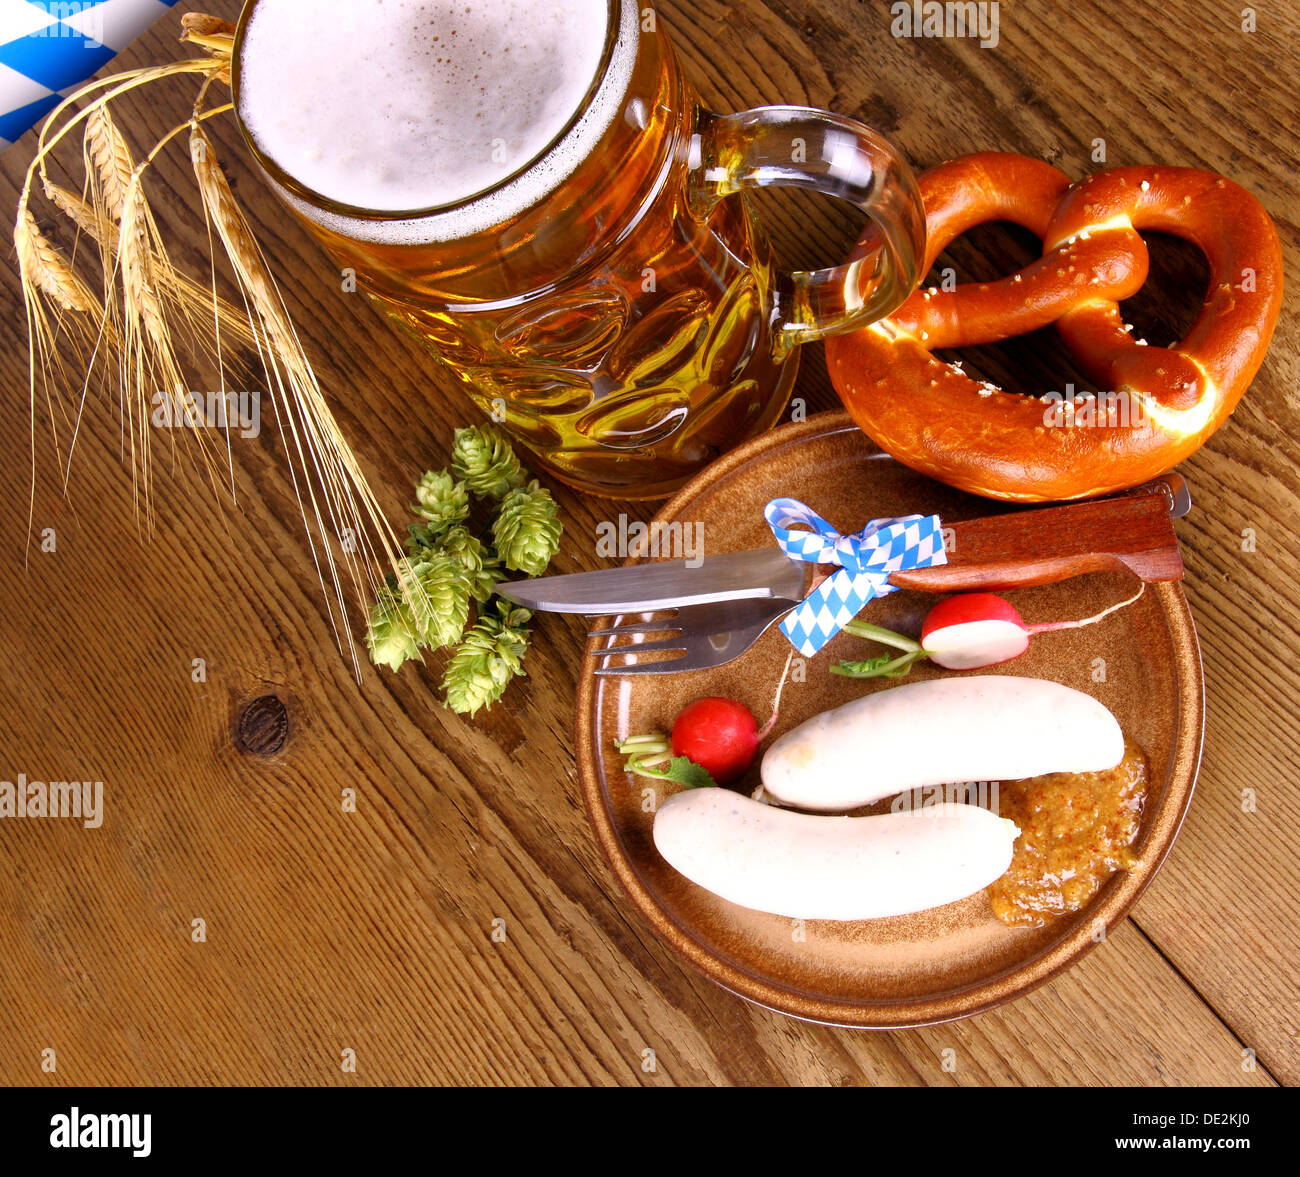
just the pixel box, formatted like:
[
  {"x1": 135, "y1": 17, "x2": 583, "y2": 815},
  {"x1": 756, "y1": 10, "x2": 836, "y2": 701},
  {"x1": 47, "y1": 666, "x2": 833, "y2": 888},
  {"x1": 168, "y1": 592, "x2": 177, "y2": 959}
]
[{"x1": 232, "y1": 0, "x2": 925, "y2": 498}]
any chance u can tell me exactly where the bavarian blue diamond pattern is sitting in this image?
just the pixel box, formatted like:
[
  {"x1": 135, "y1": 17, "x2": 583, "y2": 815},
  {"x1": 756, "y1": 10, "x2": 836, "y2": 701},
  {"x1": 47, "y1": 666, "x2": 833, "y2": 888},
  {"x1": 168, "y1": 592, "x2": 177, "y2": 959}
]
[
  {"x1": 763, "y1": 497, "x2": 947, "y2": 657},
  {"x1": 0, "y1": 0, "x2": 177, "y2": 151}
]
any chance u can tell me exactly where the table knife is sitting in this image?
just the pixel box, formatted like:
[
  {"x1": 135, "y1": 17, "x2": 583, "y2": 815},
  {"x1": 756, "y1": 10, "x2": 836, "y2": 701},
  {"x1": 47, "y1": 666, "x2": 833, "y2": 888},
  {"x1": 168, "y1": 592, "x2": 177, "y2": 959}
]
[{"x1": 495, "y1": 473, "x2": 1190, "y2": 614}]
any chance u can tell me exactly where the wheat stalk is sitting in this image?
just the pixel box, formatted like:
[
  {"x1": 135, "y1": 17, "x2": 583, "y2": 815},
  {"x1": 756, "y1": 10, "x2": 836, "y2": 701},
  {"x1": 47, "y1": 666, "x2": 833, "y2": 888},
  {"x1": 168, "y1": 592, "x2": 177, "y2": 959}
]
[
  {"x1": 189, "y1": 121, "x2": 402, "y2": 666},
  {"x1": 118, "y1": 173, "x2": 172, "y2": 360},
  {"x1": 179, "y1": 14, "x2": 236, "y2": 55},
  {"x1": 40, "y1": 145, "x2": 248, "y2": 501},
  {"x1": 15, "y1": 200, "x2": 97, "y2": 313},
  {"x1": 17, "y1": 52, "x2": 232, "y2": 541},
  {"x1": 43, "y1": 163, "x2": 255, "y2": 355},
  {"x1": 85, "y1": 106, "x2": 134, "y2": 225},
  {"x1": 42, "y1": 179, "x2": 104, "y2": 239},
  {"x1": 180, "y1": 13, "x2": 235, "y2": 84},
  {"x1": 15, "y1": 192, "x2": 111, "y2": 533},
  {"x1": 47, "y1": 175, "x2": 254, "y2": 345},
  {"x1": 14, "y1": 21, "x2": 403, "y2": 675}
]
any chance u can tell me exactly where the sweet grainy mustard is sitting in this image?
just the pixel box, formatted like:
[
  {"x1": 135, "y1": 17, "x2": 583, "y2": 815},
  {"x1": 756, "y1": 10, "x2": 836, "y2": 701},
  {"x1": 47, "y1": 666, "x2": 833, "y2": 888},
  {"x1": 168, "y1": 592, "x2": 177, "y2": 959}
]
[{"x1": 990, "y1": 741, "x2": 1148, "y2": 927}]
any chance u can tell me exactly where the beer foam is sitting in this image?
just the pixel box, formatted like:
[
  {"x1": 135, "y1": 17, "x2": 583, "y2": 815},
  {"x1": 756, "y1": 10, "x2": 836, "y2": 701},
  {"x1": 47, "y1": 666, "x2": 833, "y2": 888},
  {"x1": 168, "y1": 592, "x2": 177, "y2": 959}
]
[{"x1": 237, "y1": 0, "x2": 636, "y2": 243}]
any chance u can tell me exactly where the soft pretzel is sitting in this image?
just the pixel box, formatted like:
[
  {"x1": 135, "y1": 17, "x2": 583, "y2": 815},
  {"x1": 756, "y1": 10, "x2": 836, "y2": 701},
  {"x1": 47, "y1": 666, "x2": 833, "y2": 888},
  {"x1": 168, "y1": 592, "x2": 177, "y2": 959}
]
[{"x1": 825, "y1": 152, "x2": 1283, "y2": 500}]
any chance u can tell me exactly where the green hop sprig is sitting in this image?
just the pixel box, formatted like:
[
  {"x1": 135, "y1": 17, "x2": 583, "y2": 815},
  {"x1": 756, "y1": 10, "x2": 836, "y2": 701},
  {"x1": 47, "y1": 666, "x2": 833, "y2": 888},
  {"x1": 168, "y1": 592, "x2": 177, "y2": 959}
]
[
  {"x1": 451, "y1": 424, "x2": 526, "y2": 499},
  {"x1": 492, "y1": 479, "x2": 562, "y2": 576},
  {"x1": 397, "y1": 552, "x2": 472, "y2": 651},
  {"x1": 365, "y1": 583, "x2": 423, "y2": 673},
  {"x1": 442, "y1": 601, "x2": 532, "y2": 716},
  {"x1": 365, "y1": 553, "x2": 473, "y2": 673},
  {"x1": 367, "y1": 425, "x2": 561, "y2": 717},
  {"x1": 437, "y1": 525, "x2": 501, "y2": 603},
  {"x1": 410, "y1": 470, "x2": 469, "y2": 539},
  {"x1": 404, "y1": 520, "x2": 441, "y2": 556}
]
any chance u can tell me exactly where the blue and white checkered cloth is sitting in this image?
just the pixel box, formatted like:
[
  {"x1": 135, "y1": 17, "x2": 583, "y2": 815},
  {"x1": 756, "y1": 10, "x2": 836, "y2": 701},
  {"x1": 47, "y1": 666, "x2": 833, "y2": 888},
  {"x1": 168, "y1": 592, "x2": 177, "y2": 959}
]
[
  {"x1": 764, "y1": 497, "x2": 947, "y2": 657},
  {"x1": 0, "y1": 0, "x2": 179, "y2": 151}
]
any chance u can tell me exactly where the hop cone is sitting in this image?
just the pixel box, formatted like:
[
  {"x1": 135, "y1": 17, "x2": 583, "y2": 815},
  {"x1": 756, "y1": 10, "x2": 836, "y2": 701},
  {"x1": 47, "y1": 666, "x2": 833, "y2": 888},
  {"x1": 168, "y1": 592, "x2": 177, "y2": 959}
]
[
  {"x1": 438, "y1": 525, "x2": 501, "y2": 603},
  {"x1": 451, "y1": 424, "x2": 525, "y2": 499},
  {"x1": 398, "y1": 552, "x2": 472, "y2": 651},
  {"x1": 404, "y1": 520, "x2": 441, "y2": 556},
  {"x1": 410, "y1": 469, "x2": 469, "y2": 540},
  {"x1": 492, "y1": 479, "x2": 561, "y2": 576},
  {"x1": 442, "y1": 601, "x2": 532, "y2": 716},
  {"x1": 365, "y1": 584, "x2": 422, "y2": 672}
]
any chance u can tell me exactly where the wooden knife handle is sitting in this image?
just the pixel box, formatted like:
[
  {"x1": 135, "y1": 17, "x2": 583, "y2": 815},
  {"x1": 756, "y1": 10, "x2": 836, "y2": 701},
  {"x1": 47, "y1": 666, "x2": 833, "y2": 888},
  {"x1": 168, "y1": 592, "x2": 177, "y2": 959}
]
[{"x1": 888, "y1": 493, "x2": 1185, "y2": 592}]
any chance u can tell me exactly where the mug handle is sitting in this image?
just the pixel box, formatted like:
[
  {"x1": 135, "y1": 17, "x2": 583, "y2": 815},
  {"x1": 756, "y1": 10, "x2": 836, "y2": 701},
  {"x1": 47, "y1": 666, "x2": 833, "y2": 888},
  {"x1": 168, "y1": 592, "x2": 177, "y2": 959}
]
[{"x1": 687, "y1": 106, "x2": 926, "y2": 358}]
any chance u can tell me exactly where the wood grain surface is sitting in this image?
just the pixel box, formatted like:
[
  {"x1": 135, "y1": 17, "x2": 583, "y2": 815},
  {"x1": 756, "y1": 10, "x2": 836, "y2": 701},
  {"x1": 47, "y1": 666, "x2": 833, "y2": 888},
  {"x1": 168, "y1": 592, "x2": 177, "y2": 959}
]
[{"x1": 1, "y1": 0, "x2": 1296, "y2": 1086}]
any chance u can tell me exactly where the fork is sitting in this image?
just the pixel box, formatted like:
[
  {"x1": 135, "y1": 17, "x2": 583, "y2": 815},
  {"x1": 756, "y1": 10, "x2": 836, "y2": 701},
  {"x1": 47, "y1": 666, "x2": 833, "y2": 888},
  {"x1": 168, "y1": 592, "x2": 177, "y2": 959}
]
[{"x1": 589, "y1": 595, "x2": 800, "y2": 676}]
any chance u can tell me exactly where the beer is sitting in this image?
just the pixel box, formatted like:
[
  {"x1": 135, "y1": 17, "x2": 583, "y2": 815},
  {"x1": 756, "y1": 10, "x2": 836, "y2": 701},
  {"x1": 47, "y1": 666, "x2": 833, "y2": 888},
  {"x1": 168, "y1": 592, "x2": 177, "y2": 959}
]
[
  {"x1": 234, "y1": 0, "x2": 924, "y2": 497},
  {"x1": 236, "y1": 0, "x2": 613, "y2": 216}
]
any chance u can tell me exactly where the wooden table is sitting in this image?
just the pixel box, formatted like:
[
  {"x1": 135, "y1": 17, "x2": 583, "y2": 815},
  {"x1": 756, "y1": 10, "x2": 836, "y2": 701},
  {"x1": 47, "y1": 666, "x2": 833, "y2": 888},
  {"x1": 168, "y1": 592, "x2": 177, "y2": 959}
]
[{"x1": 1, "y1": 0, "x2": 1295, "y2": 1086}]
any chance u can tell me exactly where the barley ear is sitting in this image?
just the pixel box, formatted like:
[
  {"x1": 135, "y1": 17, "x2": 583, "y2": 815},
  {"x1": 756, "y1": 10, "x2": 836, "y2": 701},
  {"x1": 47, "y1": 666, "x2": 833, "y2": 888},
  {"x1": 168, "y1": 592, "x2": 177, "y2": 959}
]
[
  {"x1": 118, "y1": 170, "x2": 174, "y2": 363},
  {"x1": 41, "y1": 179, "x2": 105, "y2": 241},
  {"x1": 15, "y1": 201, "x2": 97, "y2": 313},
  {"x1": 180, "y1": 13, "x2": 237, "y2": 49},
  {"x1": 85, "y1": 105, "x2": 134, "y2": 223},
  {"x1": 180, "y1": 13, "x2": 234, "y2": 82}
]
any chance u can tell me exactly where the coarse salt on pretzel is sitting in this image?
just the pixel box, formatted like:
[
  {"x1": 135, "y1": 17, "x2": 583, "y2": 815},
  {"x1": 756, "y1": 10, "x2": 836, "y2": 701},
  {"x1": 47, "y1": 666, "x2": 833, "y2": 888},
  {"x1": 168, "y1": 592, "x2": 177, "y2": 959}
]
[{"x1": 826, "y1": 152, "x2": 1283, "y2": 500}]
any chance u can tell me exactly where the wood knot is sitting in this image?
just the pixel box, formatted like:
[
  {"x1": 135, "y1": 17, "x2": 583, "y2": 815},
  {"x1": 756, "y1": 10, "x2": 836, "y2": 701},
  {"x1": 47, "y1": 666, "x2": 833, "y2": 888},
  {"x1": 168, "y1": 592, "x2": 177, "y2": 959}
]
[{"x1": 236, "y1": 694, "x2": 289, "y2": 756}]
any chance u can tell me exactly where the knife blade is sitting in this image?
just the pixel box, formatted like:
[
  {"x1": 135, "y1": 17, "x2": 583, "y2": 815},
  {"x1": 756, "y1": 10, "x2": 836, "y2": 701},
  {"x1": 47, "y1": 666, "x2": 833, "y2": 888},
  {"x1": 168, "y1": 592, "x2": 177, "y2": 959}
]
[
  {"x1": 494, "y1": 474, "x2": 1191, "y2": 614},
  {"x1": 496, "y1": 546, "x2": 806, "y2": 612}
]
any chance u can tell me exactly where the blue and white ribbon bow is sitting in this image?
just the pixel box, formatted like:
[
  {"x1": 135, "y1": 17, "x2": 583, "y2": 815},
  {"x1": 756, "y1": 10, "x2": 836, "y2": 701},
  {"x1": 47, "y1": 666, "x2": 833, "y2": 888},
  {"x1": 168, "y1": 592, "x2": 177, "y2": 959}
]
[
  {"x1": 763, "y1": 498, "x2": 948, "y2": 657},
  {"x1": 0, "y1": 1, "x2": 180, "y2": 151}
]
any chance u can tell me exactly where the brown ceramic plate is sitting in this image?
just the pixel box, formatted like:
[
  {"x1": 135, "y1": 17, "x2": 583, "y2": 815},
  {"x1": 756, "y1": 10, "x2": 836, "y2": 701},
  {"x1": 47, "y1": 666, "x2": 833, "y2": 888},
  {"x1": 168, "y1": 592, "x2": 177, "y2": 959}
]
[{"x1": 574, "y1": 412, "x2": 1204, "y2": 1027}]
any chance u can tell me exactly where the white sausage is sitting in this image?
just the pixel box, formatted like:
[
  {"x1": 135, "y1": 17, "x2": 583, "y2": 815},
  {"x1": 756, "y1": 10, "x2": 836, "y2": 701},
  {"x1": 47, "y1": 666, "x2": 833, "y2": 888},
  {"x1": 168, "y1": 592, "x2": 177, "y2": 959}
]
[
  {"x1": 653, "y1": 789, "x2": 1019, "y2": 921},
  {"x1": 761, "y1": 675, "x2": 1124, "y2": 812}
]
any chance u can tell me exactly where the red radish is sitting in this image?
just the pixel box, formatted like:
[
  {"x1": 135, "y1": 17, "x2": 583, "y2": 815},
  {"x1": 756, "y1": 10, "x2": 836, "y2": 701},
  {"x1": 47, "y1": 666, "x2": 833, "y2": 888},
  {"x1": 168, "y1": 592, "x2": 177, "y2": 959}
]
[
  {"x1": 922, "y1": 586, "x2": 1146, "y2": 668},
  {"x1": 921, "y1": 593, "x2": 1031, "y2": 668},
  {"x1": 837, "y1": 585, "x2": 1146, "y2": 678},
  {"x1": 618, "y1": 651, "x2": 795, "y2": 785},
  {"x1": 671, "y1": 698, "x2": 762, "y2": 783}
]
